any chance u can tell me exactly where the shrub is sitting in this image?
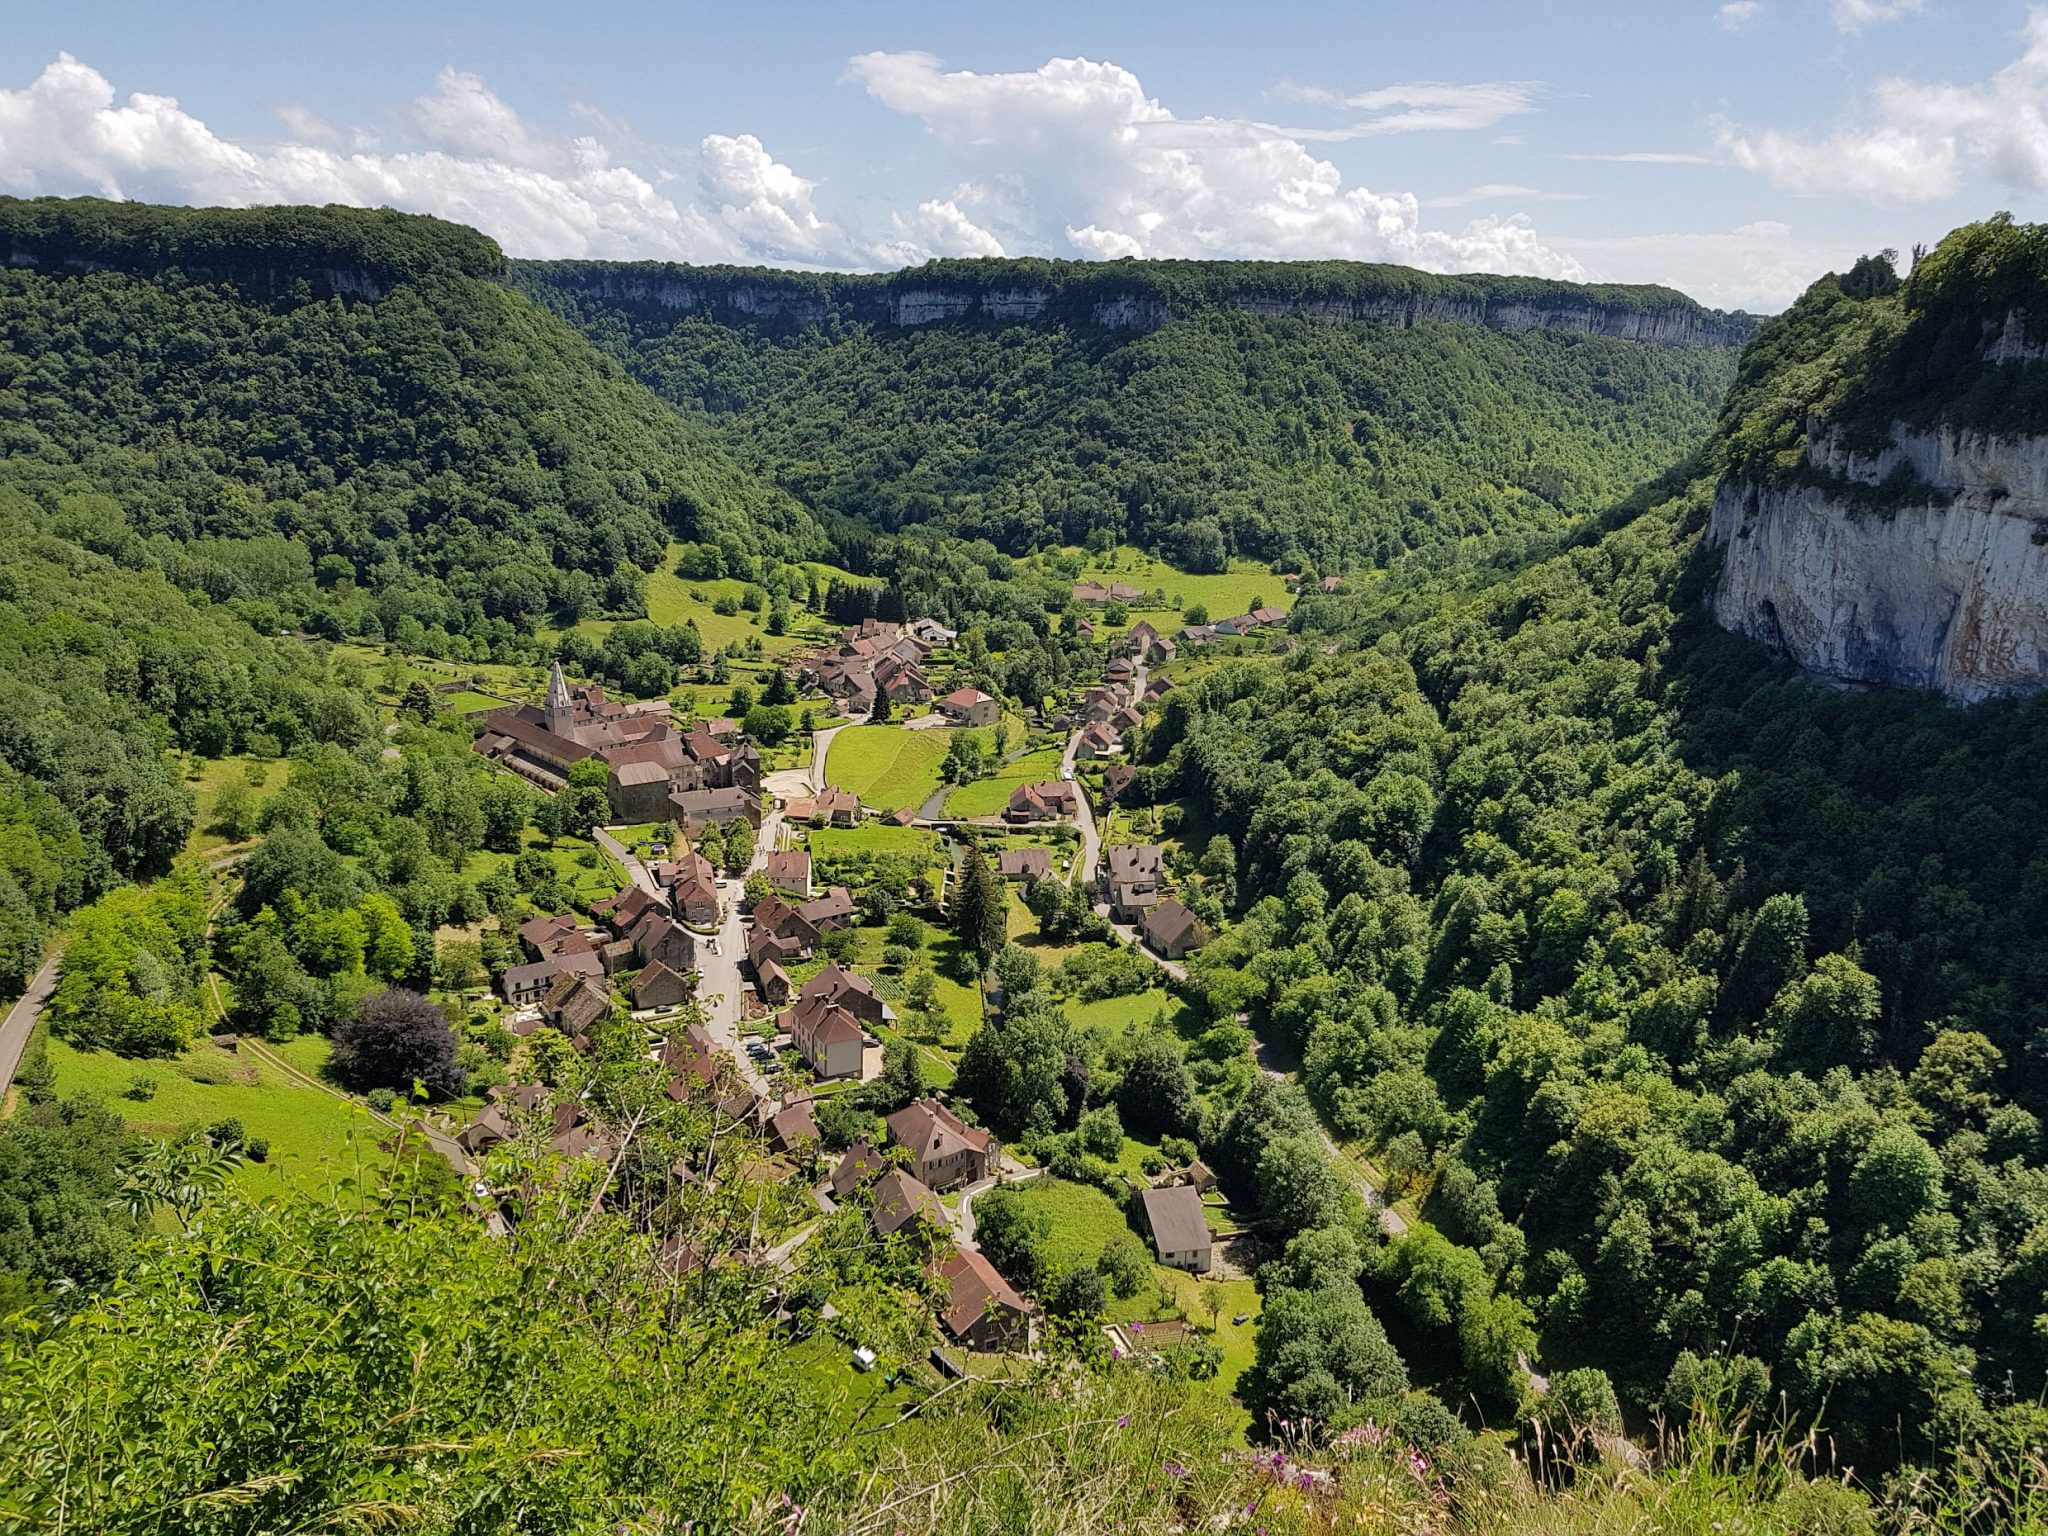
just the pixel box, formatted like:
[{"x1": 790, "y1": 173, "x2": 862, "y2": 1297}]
[
  {"x1": 365, "y1": 1087, "x2": 397, "y2": 1113},
  {"x1": 123, "y1": 1073, "x2": 156, "y2": 1102}
]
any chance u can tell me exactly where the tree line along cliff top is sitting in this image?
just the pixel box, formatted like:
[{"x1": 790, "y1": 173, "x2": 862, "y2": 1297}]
[{"x1": 8, "y1": 193, "x2": 1753, "y2": 337}]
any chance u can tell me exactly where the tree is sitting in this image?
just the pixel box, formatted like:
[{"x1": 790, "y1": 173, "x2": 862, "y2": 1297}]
[
  {"x1": 956, "y1": 1002, "x2": 1072, "y2": 1137},
  {"x1": 1097, "y1": 1233, "x2": 1151, "y2": 1300},
  {"x1": 1048, "y1": 1263, "x2": 1106, "y2": 1319},
  {"x1": 1117, "y1": 1033, "x2": 1201, "y2": 1140},
  {"x1": 330, "y1": 989, "x2": 464, "y2": 1100},
  {"x1": 1240, "y1": 1276, "x2": 1408, "y2": 1430},
  {"x1": 0, "y1": 1096, "x2": 135, "y2": 1309},
  {"x1": 1255, "y1": 1136, "x2": 1348, "y2": 1238},
  {"x1": 971, "y1": 1187, "x2": 1050, "y2": 1290},
  {"x1": 698, "y1": 821, "x2": 727, "y2": 870},
  {"x1": 858, "y1": 1037, "x2": 925, "y2": 1115},
  {"x1": 397, "y1": 681, "x2": 438, "y2": 724},
  {"x1": 951, "y1": 848, "x2": 1006, "y2": 971},
  {"x1": 117, "y1": 1133, "x2": 247, "y2": 1231},
  {"x1": 477, "y1": 779, "x2": 532, "y2": 853},
  {"x1": 1768, "y1": 951, "x2": 1882, "y2": 1068},
  {"x1": 721, "y1": 818, "x2": 755, "y2": 875},
  {"x1": 1077, "y1": 1104, "x2": 1124, "y2": 1160},
  {"x1": 814, "y1": 1095, "x2": 878, "y2": 1151},
  {"x1": 903, "y1": 968, "x2": 941, "y2": 1038},
  {"x1": 742, "y1": 704, "x2": 792, "y2": 746},
  {"x1": 210, "y1": 780, "x2": 262, "y2": 843}
]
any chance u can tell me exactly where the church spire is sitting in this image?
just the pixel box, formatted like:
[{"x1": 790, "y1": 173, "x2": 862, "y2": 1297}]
[{"x1": 543, "y1": 660, "x2": 573, "y2": 735}]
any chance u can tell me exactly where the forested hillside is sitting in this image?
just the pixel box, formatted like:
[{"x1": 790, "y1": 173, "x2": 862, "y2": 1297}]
[
  {"x1": 519, "y1": 258, "x2": 1741, "y2": 572},
  {"x1": 1138, "y1": 225, "x2": 2048, "y2": 1478},
  {"x1": 0, "y1": 198, "x2": 822, "y2": 656}
]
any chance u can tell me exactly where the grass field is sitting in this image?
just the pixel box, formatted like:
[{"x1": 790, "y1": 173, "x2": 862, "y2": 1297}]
[
  {"x1": 556, "y1": 546, "x2": 876, "y2": 659},
  {"x1": 804, "y1": 822, "x2": 950, "y2": 895},
  {"x1": 1011, "y1": 1177, "x2": 1140, "y2": 1275},
  {"x1": 46, "y1": 1034, "x2": 389, "y2": 1196},
  {"x1": 1011, "y1": 1174, "x2": 1260, "y2": 1401},
  {"x1": 177, "y1": 755, "x2": 287, "y2": 857},
  {"x1": 824, "y1": 726, "x2": 957, "y2": 812},
  {"x1": 1062, "y1": 989, "x2": 1190, "y2": 1038},
  {"x1": 941, "y1": 748, "x2": 1066, "y2": 819},
  {"x1": 459, "y1": 828, "x2": 626, "y2": 909},
  {"x1": 1067, "y1": 547, "x2": 1295, "y2": 624},
  {"x1": 438, "y1": 689, "x2": 506, "y2": 714}
]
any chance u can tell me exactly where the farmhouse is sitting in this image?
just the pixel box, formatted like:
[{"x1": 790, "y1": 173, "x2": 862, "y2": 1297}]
[
  {"x1": 812, "y1": 785, "x2": 862, "y2": 827},
  {"x1": 935, "y1": 1248, "x2": 1031, "y2": 1351},
  {"x1": 668, "y1": 786, "x2": 762, "y2": 836},
  {"x1": 1075, "y1": 722, "x2": 1121, "y2": 760},
  {"x1": 869, "y1": 1169, "x2": 944, "y2": 1237},
  {"x1": 1141, "y1": 898, "x2": 1209, "y2": 960},
  {"x1": 1005, "y1": 781, "x2": 1079, "y2": 823},
  {"x1": 998, "y1": 847, "x2": 1053, "y2": 882},
  {"x1": 782, "y1": 994, "x2": 866, "y2": 1080},
  {"x1": 500, "y1": 948, "x2": 603, "y2": 1006},
  {"x1": 768, "y1": 1101, "x2": 820, "y2": 1154},
  {"x1": 885, "y1": 1098, "x2": 998, "y2": 1191},
  {"x1": 1139, "y1": 1183, "x2": 1214, "y2": 1273},
  {"x1": 764, "y1": 849, "x2": 811, "y2": 897},
  {"x1": 936, "y1": 687, "x2": 1000, "y2": 728},
  {"x1": 630, "y1": 959, "x2": 693, "y2": 1011},
  {"x1": 799, "y1": 961, "x2": 887, "y2": 1025},
  {"x1": 541, "y1": 971, "x2": 612, "y2": 1036},
  {"x1": 829, "y1": 1140, "x2": 885, "y2": 1199},
  {"x1": 1102, "y1": 844, "x2": 1168, "y2": 921}
]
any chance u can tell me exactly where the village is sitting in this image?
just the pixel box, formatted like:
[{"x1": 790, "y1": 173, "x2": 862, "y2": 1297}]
[{"x1": 448, "y1": 581, "x2": 1301, "y2": 1379}]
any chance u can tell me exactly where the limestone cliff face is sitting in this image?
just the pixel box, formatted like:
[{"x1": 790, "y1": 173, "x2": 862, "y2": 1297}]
[
  {"x1": 525, "y1": 265, "x2": 1749, "y2": 350},
  {"x1": 1706, "y1": 423, "x2": 2048, "y2": 700}
]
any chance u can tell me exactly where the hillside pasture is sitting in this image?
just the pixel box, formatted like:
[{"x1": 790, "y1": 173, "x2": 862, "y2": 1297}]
[{"x1": 824, "y1": 726, "x2": 957, "y2": 812}]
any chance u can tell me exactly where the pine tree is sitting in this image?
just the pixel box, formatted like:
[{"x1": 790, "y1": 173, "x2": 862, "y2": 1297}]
[{"x1": 952, "y1": 848, "x2": 1005, "y2": 972}]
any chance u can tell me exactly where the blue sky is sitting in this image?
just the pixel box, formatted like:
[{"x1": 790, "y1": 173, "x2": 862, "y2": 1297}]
[{"x1": 1, "y1": 0, "x2": 2041, "y2": 309}]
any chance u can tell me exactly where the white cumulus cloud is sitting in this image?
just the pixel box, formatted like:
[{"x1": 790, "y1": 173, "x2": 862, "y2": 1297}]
[
  {"x1": 1832, "y1": 0, "x2": 1924, "y2": 32},
  {"x1": 0, "y1": 52, "x2": 1012, "y2": 268},
  {"x1": 1718, "y1": 2, "x2": 1766, "y2": 33},
  {"x1": 847, "y1": 52, "x2": 1585, "y2": 278},
  {"x1": 1714, "y1": 10, "x2": 2048, "y2": 202}
]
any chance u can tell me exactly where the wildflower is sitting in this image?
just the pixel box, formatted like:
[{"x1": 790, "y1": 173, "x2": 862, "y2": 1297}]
[
  {"x1": 1117, "y1": 1415, "x2": 1129, "y2": 1428},
  {"x1": 1163, "y1": 1459, "x2": 1189, "y2": 1481},
  {"x1": 1132, "y1": 1321, "x2": 1144, "y2": 1332}
]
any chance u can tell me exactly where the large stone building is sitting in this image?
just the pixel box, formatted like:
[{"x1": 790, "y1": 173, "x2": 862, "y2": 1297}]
[{"x1": 472, "y1": 662, "x2": 759, "y2": 816}]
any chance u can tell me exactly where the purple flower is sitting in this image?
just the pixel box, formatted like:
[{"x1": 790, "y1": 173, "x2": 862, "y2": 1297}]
[{"x1": 1117, "y1": 1415, "x2": 1128, "y2": 1428}]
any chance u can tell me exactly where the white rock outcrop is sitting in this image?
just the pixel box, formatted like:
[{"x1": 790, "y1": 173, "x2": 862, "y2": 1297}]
[{"x1": 1706, "y1": 423, "x2": 2048, "y2": 701}]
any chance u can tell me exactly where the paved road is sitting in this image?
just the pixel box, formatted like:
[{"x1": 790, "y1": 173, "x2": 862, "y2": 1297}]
[
  {"x1": 807, "y1": 712, "x2": 864, "y2": 795},
  {"x1": 0, "y1": 947, "x2": 63, "y2": 1095},
  {"x1": 1062, "y1": 658, "x2": 1143, "y2": 892},
  {"x1": 692, "y1": 807, "x2": 782, "y2": 1097},
  {"x1": 954, "y1": 1163, "x2": 1044, "y2": 1245},
  {"x1": 593, "y1": 826, "x2": 662, "y2": 900}
]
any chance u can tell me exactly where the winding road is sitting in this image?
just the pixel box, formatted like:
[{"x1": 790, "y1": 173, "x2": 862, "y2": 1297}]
[{"x1": 0, "y1": 947, "x2": 62, "y2": 1098}]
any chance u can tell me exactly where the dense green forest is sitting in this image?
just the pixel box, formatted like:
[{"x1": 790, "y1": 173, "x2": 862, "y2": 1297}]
[
  {"x1": 1132, "y1": 226, "x2": 2048, "y2": 1479},
  {"x1": 0, "y1": 198, "x2": 822, "y2": 656},
  {"x1": 519, "y1": 261, "x2": 1740, "y2": 571}
]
